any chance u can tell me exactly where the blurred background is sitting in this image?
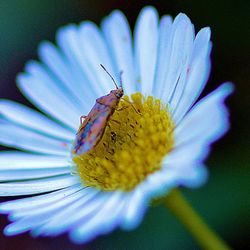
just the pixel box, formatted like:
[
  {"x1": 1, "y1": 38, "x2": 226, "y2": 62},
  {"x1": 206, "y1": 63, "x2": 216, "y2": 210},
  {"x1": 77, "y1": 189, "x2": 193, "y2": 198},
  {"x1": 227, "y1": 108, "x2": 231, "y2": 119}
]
[{"x1": 0, "y1": 0, "x2": 249, "y2": 249}]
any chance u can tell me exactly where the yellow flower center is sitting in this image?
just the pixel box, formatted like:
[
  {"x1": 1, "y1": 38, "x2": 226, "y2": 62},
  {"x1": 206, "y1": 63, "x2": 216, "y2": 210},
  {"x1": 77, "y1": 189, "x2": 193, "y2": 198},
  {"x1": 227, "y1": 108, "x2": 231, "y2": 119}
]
[{"x1": 72, "y1": 93, "x2": 174, "y2": 192}]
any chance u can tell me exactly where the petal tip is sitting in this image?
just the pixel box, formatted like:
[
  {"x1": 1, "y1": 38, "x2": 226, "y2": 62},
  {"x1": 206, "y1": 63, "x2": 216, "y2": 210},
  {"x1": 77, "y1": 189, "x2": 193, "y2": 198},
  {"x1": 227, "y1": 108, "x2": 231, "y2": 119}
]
[
  {"x1": 175, "y1": 12, "x2": 191, "y2": 23},
  {"x1": 139, "y1": 6, "x2": 158, "y2": 19},
  {"x1": 221, "y1": 82, "x2": 235, "y2": 94}
]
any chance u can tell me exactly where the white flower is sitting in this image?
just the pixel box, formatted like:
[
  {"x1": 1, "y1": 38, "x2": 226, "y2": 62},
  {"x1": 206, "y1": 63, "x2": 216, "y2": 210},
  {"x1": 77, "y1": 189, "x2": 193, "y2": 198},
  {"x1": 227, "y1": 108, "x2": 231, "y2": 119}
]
[{"x1": 0, "y1": 6, "x2": 232, "y2": 244}]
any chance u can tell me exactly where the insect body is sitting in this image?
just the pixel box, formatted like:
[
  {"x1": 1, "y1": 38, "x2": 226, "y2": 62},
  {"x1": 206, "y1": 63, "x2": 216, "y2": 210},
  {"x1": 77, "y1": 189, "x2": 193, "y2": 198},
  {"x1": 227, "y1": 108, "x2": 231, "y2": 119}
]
[{"x1": 72, "y1": 65, "x2": 124, "y2": 155}]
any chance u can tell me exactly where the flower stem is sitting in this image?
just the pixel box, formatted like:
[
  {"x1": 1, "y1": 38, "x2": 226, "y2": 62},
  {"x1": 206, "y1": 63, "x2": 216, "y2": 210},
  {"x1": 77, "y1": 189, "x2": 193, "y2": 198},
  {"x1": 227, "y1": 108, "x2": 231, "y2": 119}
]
[{"x1": 164, "y1": 189, "x2": 231, "y2": 250}]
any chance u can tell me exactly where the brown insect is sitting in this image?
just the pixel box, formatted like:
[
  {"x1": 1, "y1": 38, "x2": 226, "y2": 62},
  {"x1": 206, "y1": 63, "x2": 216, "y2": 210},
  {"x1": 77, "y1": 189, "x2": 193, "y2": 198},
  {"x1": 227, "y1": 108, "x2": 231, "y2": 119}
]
[{"x1": 72, "y1": 65, "x2": 124, "y2": 155}]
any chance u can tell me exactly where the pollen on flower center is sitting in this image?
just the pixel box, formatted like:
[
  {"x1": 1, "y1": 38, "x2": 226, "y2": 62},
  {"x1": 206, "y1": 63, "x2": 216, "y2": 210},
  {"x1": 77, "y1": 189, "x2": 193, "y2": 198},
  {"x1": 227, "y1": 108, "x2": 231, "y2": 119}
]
[{"x1": 72, "y1": 93, "x2": 175, "y2": 192}]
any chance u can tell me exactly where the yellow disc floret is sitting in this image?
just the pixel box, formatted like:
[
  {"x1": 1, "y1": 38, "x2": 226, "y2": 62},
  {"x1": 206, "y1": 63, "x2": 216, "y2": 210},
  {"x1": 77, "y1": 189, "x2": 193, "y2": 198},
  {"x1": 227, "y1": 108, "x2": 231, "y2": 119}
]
[{"x1": 72, "y1": 93, "x2": 174, "y2": 192}]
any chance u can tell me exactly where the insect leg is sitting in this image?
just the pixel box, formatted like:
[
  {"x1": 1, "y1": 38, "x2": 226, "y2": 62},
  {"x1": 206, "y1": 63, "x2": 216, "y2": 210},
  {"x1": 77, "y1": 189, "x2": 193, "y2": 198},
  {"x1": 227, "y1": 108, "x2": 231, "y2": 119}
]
[
  {"x1": 80, "y1": 115, "x2": 87, "y2": 124},
  {"x1": 115, "y1": 106, "x2": 129, "y2": 112},
  {"x1": 121, "y1": 98, "x2": 142, "y2": 115},
  {"x1": 109, "y1": 119, "x2": 121, "y2": 125}
]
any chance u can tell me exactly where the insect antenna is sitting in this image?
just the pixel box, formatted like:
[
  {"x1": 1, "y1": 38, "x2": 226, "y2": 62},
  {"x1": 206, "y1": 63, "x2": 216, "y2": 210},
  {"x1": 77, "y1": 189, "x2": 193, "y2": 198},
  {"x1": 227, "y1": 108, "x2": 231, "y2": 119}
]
[
  {"x1": 121, "y1": 97, "x2": 142, "y2": 116},
  {"x1": 100, "y1": 64, "x2": 119, "y2": 89},
  {"x1": 119, "y1": 70, "x2": 124, "y2": 89}
]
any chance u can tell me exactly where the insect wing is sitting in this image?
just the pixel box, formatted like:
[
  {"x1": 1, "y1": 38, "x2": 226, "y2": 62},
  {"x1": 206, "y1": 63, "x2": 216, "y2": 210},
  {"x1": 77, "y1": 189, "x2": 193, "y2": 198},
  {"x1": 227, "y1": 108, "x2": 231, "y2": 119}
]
[{"x1": 73, "y1": 113, "x2": 109, "y2": 155}]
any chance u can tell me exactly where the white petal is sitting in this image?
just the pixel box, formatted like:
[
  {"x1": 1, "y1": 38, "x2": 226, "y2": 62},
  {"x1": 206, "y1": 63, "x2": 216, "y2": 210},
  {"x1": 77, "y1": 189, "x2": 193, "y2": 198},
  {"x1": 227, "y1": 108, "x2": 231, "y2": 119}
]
[
  {"x1": 153, "y1": 15, "x2": 173, "y2": 97},
  {"x1": 180, "y1": 165, "x2": 208, "y2": 188},
  {"x1": 167, "y1": 163, "x2": 208, "y2": 188},
  {"x1": 160, "y1": 148, "x2": 209, "y2": 188},
  {"x1": 0, "y1": 121, "x2": 70, "y2": 156},
  {"x1": 52, "y1": 192, "x2": 107, "y2": 238},
  {"x1": 38, "y1": 42, "x2": 91, "y2": 111},
  {"x1": 0, "y1": 184, "x2": 81, "y2": 212},
  {"x1": 191, "y1": 28, "x2": 212, "y2": 60},
  {"x1": 164, "y1": 141, "x2": 210, "y2": 166},
  {"x1": 78, "y1": 21, "x2": 117, "y2": 95},
  {"x1": 121, "y1": 189, "x2": 147, "y2": 230},
  {"x1": 10, "y1": 187, "x2": 85, "y2": 220},
  {"x1": 57, "y1": 24, "x2": 109, "y2": 99},
  {"x1": 102, "y1": 10, "x2": 136, "y2": 95},
  {"x1": 32, "y1": 191, "x2": 107, "y2": 238},
  {"x1": 0, "y1": 175, "x2": 79, "y2": 196},
  {"x1": 175, "y1": 83, "x2": 234, "y2": 147},
  {"x1": 0, "y1": 168, "x2": 70, "y2": 182},
  {"x1": 0, "y1": 152, "x2": 71, "y2": 170},
  {"x1": 172, "y1": 28, "x2": 212, "y2": 123},
  {"x1": 139, "y1": 168, "x2": 178, "y2": 198},
  {"x1": 3, "y1": 188, "x2": 84, "y2": 236},
  {"x1": 168, "y1": 19, "x2": 194, "y2": 111},
  {"x1": 70, "y1": 192, "x2": 126, "y2": 244},
  {"x1": 17, "y1": 62, "x2": 81, "y2": 130},
  {"x1": 0, "y1": 100, "x2": 74, "y2": 141},
  {"x1": 159, "y1": 14, "x2": 194, "y2": 103},
  {"x1": 56, "y1": 25, "x2": 98, "y2": 105},
  {"x1": 31, "y1": 188, "x2": 100, "y2": 236},
  {"x1": 134, "y1": 6, "x2": 159, "y2": 95}
]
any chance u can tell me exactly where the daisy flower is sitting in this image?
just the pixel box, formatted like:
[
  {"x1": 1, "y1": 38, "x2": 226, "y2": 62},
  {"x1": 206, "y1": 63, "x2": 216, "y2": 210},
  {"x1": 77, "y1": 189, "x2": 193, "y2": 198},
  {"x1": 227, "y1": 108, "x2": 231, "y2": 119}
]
[{"x1": 0, "y1": 6, "x2": 233, "y2": 245}]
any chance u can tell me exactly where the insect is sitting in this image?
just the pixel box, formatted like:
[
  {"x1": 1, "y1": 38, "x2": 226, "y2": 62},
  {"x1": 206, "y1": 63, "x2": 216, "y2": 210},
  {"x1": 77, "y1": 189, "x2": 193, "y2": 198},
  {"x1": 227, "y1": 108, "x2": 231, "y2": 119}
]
[{"x1": 72, "y1": 65, "x2": 124, "y2": 155}]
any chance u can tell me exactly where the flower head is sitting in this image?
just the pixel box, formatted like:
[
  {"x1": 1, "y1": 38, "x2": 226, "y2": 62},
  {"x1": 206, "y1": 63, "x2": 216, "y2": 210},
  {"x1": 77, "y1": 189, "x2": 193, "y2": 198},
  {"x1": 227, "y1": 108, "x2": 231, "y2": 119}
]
[{"x1": 0, "y1": 6, "x2": 233, "y2": 244}]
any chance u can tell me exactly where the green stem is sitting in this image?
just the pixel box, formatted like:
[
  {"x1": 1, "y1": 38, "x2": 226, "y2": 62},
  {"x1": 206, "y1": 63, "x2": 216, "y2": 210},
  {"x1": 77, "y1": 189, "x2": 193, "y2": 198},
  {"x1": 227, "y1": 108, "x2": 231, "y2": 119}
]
[{"x1": 164, "y1": 189, "x2": 231, "y2": 250}]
